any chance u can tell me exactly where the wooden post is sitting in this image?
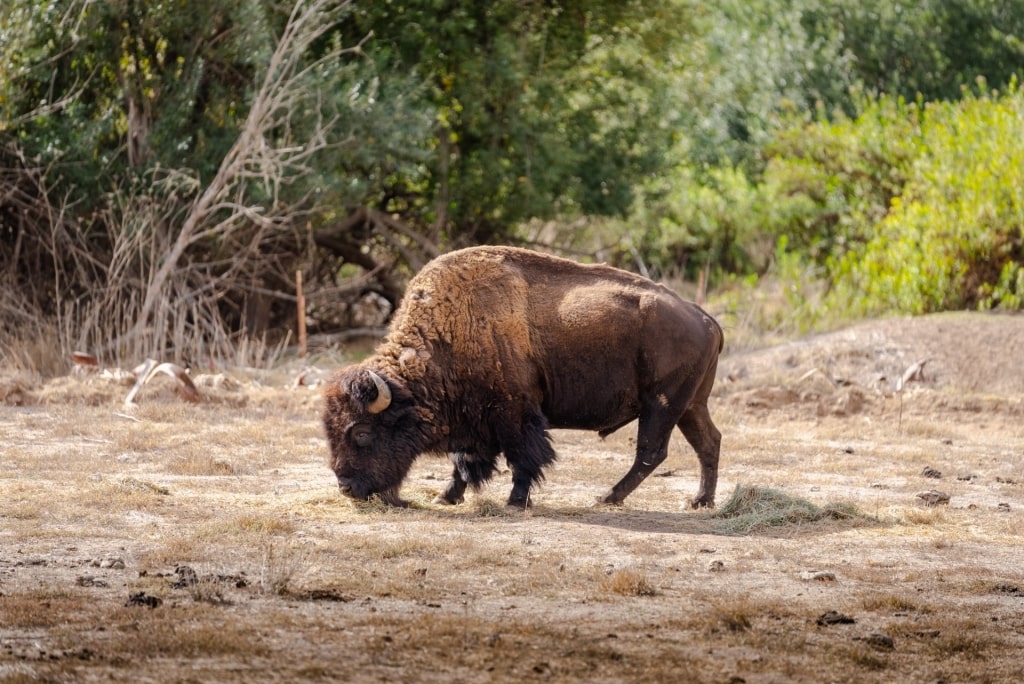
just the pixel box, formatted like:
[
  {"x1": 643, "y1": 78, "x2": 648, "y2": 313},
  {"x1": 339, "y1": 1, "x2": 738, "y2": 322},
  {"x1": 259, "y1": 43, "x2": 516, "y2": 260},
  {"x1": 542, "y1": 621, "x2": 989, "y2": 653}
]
[
  {"x1": 296, "y1": 270, "x2": 307, "y2": 359},
  {"x1": 696, "y1": 267, "x2": 707, "y2": 306}
]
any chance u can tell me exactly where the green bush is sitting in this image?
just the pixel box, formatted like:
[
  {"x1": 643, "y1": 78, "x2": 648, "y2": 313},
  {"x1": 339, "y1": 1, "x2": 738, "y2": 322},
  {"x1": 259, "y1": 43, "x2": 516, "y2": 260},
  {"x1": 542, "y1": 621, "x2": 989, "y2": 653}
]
[{"x1": 829, "y1": 84, "x2": 1024, "y2": 314}]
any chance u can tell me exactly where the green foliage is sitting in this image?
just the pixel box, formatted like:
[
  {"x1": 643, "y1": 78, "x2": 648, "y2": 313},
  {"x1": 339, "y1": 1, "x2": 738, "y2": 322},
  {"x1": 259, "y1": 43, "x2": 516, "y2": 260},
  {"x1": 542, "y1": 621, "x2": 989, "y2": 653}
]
[
  {"x1": 808, "y1": 0, "x2": 1024, "y2": 106},
  {"x1": 829, "y1": 86, "x2": 1024, "y2": 314},
  {"x1": 625, "y1": 165, "x2": 764, "y2": 279},
  {"x1": 6, "y1": 0, "x2": 1024, "y2": 357},
  {"x1": 341, "y1": 0, "x2": 696, "y2": 242}
]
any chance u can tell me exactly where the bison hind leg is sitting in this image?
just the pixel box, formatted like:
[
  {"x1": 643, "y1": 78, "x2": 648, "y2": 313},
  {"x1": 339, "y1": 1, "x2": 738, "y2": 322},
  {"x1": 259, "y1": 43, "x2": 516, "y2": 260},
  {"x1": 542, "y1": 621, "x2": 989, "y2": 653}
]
[{"x1": 677, "y1": 402, "x2": 721, "y2": 508}]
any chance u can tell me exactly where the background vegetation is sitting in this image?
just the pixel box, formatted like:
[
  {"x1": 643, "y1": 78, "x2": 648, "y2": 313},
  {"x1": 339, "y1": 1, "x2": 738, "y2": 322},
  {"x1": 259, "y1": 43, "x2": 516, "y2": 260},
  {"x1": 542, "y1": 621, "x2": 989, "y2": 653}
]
[{"x1": 3, "y1": 0, "x2": 1023, "y2": 372}]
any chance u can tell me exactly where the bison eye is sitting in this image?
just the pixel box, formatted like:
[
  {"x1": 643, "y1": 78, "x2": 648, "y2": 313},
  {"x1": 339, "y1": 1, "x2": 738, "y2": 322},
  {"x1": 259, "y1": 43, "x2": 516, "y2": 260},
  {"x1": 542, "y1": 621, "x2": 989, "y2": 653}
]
[{"x1": 352, "y1": 426, "x2": 372, "y2": 448}]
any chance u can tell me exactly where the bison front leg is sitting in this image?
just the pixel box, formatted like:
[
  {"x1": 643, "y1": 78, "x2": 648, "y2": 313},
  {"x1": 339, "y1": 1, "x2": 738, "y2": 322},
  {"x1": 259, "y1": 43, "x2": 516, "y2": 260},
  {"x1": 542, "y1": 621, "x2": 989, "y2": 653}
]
[
  {"x1": 433, "y1": 458, "x2": 468, "y2": 505},
  {"x1": 434, "y1": 449, "x2": 500, "y2": 506},
  {"x1": 501, "y1": 411, "x2": 556, "y2": 510}
]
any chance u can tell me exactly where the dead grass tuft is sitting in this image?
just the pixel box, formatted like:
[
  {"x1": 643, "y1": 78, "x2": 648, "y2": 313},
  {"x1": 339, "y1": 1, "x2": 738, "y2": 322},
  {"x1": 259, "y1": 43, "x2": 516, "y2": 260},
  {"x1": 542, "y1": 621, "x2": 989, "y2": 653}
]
[
  {"x1": 706, "y1": 598, "x2": 755, "y2": 633},
  {"x1": 894, "y1": 506, "x2": 947, "y2": 525},
  {"x1": 165, "y1": 452, "x2": 237, "y2": 476},
  {"x1": 860, "y1": 593, "x2": 931, "y2": 614},
  {"x1": 712, "y1": 484, "x2": 866, "y2": 534},
  {"x1": 230, "y1": 514, "x2": 296, "y2": 536},
  {"x1": 600, "y1": 569, "x2": 657, "y2": 597}
]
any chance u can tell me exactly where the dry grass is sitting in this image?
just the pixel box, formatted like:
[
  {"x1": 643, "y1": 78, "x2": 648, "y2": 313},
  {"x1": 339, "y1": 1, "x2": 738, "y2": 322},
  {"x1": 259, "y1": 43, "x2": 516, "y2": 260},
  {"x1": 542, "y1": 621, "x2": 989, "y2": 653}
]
[
  {"x1": 2, "y1": 328, "x2": 1024, "y2": 682},
  {"x1": 711, "y1": 484, "x2": 868, "y2": 534}
]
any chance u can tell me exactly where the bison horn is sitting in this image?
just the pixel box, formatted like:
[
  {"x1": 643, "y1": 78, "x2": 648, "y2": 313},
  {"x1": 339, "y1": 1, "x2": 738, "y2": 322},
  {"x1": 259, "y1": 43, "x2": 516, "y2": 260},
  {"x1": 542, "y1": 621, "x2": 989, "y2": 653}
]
[{"x1": 366, "y1": 371, "x2": 392, "y2": 414}]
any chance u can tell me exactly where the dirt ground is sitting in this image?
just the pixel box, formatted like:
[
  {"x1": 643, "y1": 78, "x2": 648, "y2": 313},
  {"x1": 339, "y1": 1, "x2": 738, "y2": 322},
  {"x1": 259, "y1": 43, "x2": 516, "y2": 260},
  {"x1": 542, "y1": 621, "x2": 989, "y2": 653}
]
[{"x1": 1, "y1": 311, "x2": 1023, "y2": 683}]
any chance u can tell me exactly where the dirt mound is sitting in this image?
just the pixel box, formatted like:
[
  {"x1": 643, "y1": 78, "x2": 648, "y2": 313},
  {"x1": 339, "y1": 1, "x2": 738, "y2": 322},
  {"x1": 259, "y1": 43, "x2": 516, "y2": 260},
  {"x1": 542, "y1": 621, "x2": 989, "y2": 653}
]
[{"x1": 716, "y1": 312, "x2": 1024, "y2": 416}]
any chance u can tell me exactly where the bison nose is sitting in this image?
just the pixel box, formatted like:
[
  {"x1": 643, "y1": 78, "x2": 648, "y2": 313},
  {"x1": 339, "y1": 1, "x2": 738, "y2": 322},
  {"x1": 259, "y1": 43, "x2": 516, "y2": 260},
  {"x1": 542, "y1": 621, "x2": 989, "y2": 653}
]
[{"x1": 337, "y1": 477, "x2": 355, "y2": 496}]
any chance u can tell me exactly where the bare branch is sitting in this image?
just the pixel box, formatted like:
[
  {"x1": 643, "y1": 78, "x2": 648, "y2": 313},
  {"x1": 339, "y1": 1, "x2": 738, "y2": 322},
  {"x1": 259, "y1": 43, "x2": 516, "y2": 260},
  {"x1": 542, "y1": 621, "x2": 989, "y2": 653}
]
[{"x1": 120, "y1": 0, "x2": 359, "y2": 352}]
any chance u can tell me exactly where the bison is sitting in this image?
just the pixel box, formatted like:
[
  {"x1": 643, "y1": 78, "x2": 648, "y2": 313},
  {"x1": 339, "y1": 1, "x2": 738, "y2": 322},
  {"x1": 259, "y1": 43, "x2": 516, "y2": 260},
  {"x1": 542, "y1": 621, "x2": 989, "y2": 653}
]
[{"x1": 322, "y1": 245, "x2": 723, "y2": 509}]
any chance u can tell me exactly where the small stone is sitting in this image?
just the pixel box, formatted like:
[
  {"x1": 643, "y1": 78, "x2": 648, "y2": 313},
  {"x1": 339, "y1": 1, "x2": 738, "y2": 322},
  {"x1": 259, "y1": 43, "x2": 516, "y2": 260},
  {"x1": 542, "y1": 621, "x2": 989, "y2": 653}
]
[
  {"x1": 708, "y1": 560, "x2": 725, "y2": 572},
  {"x1": 997, "y1": 502, "x2": 1011, "y2": 512},
  {"x1": 99, "y1": 558, "x2": 125, "y2": 569},
  {"x1": 800, "y1": 570, "x2": 836, "y2": 582},
  {"x1": 921, "y1": 466, "x2": 942, "y2": 479},
  {"x1": 916, "y1": 490, "x2": 950, "y2": 506}
]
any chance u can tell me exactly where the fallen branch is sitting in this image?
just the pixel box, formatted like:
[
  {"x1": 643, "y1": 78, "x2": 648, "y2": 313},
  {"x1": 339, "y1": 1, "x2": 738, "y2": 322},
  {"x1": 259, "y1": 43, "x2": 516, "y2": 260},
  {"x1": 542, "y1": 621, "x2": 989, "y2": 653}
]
[{"x1": 125, "y1": 359, "x2": 200, "y2": 407}]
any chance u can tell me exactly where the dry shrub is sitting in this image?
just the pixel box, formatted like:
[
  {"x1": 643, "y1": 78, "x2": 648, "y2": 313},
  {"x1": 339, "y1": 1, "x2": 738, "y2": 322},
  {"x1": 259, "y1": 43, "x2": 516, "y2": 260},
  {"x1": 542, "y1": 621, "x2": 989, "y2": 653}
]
[
  {"x1": 0, "y1": 370, "x2": 38, "y2": 406},
  {"x1": 706, "y1": 598, "x2": 755, "y2": 633},
  {"x1": 712, "y1": 484, "x2": 866, "y2": 534},
  {"x1": 600, "y1": 569, "x2": 657, "y2": 597},
  {"x1": 259, "y1": 538, "x2": 310, "y2": 596}
]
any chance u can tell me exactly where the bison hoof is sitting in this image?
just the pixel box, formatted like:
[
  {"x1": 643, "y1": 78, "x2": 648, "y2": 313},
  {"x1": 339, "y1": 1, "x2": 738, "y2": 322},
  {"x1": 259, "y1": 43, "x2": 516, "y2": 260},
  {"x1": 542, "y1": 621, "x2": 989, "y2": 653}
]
[
  {"x1": 689, "y1": 497, "x2": 715, "y2": 509},
  {"x1": 597, "y1": 491, "x2": 624, "y2": 506},
  {"x1": 432, "y1": 494, "x2": 464, "y2": 506}
]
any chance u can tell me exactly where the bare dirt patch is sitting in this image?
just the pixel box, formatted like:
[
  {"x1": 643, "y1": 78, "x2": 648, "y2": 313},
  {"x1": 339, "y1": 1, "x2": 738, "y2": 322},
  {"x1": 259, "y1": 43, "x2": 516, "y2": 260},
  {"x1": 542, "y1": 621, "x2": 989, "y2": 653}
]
[{"x1": 2, "y1": 312, "x2": 1023, "y2": 682}]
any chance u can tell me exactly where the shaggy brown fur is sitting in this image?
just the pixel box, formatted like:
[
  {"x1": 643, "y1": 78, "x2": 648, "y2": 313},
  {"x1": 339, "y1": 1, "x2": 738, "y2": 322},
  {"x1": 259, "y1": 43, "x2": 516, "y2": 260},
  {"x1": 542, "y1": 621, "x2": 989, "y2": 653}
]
[{"x1": 323, "y1": 245, "x2": 723, "y2": 509}]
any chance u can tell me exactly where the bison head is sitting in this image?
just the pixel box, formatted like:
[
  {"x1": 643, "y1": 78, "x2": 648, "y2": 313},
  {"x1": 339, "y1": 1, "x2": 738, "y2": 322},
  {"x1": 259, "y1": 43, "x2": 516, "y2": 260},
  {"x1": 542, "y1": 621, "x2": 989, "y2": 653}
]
[{"x1": 322, "y1": 366, "x2": 424, "y2": 507}]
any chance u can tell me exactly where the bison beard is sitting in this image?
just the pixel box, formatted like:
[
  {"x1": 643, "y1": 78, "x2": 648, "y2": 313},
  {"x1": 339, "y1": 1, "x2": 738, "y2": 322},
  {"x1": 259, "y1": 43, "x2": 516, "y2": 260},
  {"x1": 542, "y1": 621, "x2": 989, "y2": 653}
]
[{"x1": 322, "y1": 245, "x2": 723, "y2": 510}]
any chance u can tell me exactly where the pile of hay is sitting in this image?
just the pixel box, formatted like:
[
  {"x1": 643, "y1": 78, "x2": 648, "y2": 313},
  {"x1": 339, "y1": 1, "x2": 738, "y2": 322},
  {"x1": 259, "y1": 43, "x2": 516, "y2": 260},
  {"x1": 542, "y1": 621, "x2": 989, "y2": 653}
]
[{"x1": 712, "y1": 484, "x2": 865, "y2": 535}]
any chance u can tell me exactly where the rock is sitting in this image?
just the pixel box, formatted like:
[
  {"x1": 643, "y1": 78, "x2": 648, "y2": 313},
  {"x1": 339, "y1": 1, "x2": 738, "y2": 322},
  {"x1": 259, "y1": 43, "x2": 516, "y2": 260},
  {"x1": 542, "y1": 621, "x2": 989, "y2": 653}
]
[
  {"x1": 921, "y1": 466, "x2": 942, "y2": 479},
  {"x1": 125, "y1": 592, "x2": 162, "y2": 608},
  {"x1": 708, "y1": 560, "x2": 725, "y2": 572},
  {"x1": 173, "y1": 565, "x2": 199, "y2": 588},
  {"x1": 99, "y1": 557, "x2": 126, "y2": 569},
  {"x1": 997, "y1": 502, "x2": 1011, "y2": 512},
  {"x1": 800, "y1": 571, "x2": 836, "y2": 582},
  {"x1": 916, "y1": 490, "x2": 950, "y2": 506},
  {"x1": 816, "y1": 610, "x2": 855, "y2": 626},
  {"x1": 76, "y1": 575, "x2": 109, "y2": 588}
]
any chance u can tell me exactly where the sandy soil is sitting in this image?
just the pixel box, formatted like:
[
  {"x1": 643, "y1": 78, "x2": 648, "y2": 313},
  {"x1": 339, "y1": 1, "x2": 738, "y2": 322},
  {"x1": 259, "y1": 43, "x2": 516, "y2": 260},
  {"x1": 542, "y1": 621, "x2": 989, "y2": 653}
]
[{"x1": 1, "y1": 311, "x2": 1023, "y2": 682}]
